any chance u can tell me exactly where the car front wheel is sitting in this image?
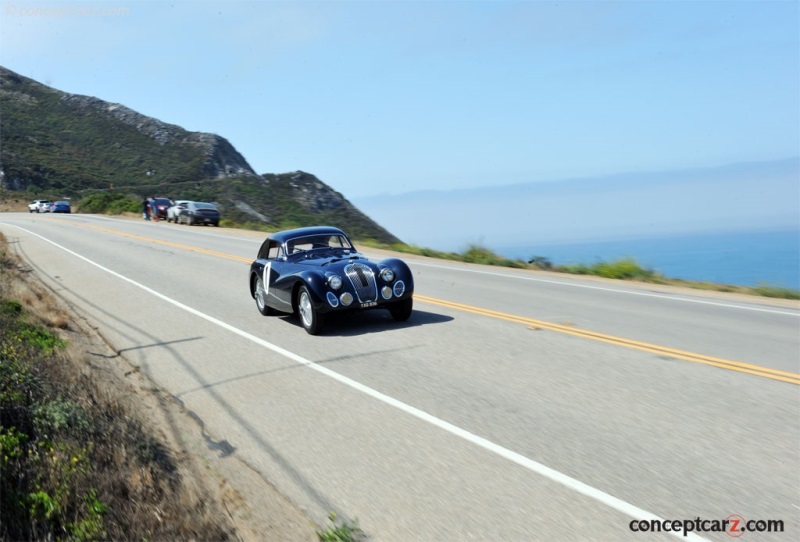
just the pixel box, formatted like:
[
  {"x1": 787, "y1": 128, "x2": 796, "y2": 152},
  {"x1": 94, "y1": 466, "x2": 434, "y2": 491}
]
[
  {"x1": 389, "y1": 297, "x2": 413, "y2": 321},
  {"x1": 297, "y1": 285, "x2": 323, "y2": 335},
  {"x1": 254, "y1": 276, "x2": 275, "y2": 316}
]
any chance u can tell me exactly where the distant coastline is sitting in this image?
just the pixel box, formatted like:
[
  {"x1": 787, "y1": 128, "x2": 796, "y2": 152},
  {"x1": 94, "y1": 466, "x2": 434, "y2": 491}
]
[{"x1": 494, "y1": 228, "x2": 800, "y2": 289}]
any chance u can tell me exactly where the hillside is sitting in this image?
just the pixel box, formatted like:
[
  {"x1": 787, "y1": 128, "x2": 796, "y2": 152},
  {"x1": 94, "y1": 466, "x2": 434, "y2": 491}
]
[
  {"x1": 0, "y1": 67, "x2": 255, "y2": 191},
  {"x1": 0, "y1": 66, "x2": 400, "y2": 244}
]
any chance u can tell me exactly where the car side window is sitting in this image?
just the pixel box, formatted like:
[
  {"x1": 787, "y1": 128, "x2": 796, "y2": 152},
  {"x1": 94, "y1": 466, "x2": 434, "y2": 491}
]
[
  {"x1": 258, "y1": 240, "x2": 270, "y2": 260},
  {"x1": 277, "y1": 243, "x2": 290, "y2": 259},
  {"x1": 259, "y1": 240, "x2": 281, "y2": 260}
]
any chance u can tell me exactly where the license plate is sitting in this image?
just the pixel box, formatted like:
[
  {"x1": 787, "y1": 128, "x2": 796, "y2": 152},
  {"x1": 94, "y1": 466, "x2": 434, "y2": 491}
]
[{"x1": 360, "y1": 301, "x2": 377, "y2": 308}]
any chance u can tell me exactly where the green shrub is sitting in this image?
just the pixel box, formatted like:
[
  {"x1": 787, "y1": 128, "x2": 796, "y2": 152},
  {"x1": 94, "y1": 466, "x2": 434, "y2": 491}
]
[
  {"x1": 559, "y1": 258, "x2": 661, "y2": 281},
  {"x1": 0, "y1": 291, "x2": 104, "y2": 541},
  {"x1": 16, "y1": 322, "x2": 66, "y2": 354},
  {"x1": 317, "y1": 512, "x2": 364, "y2": 542},
  {"x1": 751, "y1": 284, "x2": 800, "y2": 300},
  {"x1": 77, "y1": 192, "x2": 139, "y2": 214}
]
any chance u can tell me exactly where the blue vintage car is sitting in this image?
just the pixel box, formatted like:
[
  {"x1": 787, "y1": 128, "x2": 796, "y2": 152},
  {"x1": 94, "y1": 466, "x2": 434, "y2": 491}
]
[{"x1": 249, "y1": 226, "x2": 414, "y2": 334}]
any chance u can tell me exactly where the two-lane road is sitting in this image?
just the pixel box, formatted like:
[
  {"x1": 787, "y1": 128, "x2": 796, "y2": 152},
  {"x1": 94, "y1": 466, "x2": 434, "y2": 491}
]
[{"x1": 2, "y1": 212, "x2": 798, "y2": 541}]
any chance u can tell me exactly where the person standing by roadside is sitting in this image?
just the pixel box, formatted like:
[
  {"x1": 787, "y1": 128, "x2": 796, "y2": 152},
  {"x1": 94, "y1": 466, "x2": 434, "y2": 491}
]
[
  {"x1": 142, "y1": 197, "x2": 151, "y2": 221},
  {"x1": 149, "y1": 196, "x2": 159, "y2": 222}
]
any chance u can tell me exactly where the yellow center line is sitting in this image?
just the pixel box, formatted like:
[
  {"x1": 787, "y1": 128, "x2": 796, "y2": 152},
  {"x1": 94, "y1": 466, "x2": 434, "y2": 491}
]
[
  {"x1": 48, "y1": 217, "x2": 800, "y2": 385},
  {"x1": 415, "y1": 295, "x2": 800, "y2": 385},
  {"x1": 62, "y1": 219, "x2": 252, "y2": 263}
]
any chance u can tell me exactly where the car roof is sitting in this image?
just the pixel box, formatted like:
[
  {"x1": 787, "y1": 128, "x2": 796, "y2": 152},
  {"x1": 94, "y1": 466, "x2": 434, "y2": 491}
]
[{"x1": 269, "y1": 226, "x2": 346, "y2": 243}]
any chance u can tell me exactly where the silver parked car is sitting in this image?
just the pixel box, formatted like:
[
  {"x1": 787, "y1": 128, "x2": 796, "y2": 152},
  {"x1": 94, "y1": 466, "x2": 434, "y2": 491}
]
[
  {"x1": 28, "y1": 200, "x2": 51, "y2": 213},
  {"x1": 167, "y1": 200, "x2": 190, "y2": 223}
]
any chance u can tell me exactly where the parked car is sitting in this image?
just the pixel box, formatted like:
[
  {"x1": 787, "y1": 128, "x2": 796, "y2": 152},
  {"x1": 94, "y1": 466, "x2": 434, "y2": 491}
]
[
  {"x1": 50, "y1": 201, "x2": 71, "y2": 213},
  {"x1": 248, "y1": 226, "x2": 414, "y2": 335},
  {"x1": 28, "y1": 200, "x2": 51, "y2": 213},
  {"x1": 180, "y1": 201, "x2": 220, "y2": 226},
  {"x1": 150, "y1": 198, "x2": 173, "y2": 220},
  {"x1": 167, "y1": 200, "x2": 190, "y2": 223}
]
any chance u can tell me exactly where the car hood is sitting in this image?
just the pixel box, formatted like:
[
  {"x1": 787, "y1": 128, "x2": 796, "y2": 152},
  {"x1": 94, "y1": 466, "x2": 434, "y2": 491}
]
[{"x1": 293, "y1": 254, "x2": 371, "y2": 268}]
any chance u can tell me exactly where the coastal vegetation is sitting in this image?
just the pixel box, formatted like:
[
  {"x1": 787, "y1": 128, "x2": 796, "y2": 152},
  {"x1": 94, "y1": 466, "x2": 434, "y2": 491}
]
[
  {"x1": 358, "y1": 240, "x2": 800, "y2": 300},
  {"x1": 0, "y1": 233, "x2": 240, "y2": 541}
]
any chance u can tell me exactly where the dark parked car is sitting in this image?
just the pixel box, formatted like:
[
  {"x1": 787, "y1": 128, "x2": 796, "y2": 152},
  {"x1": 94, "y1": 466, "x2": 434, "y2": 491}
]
[
  {"x1": 249, "y1": 226, "x2": 414, "y2": 335},
  {"x1": 50, "y1": 201, "x2": 71, "y2": 213},
  {"x1": 180, "y1": 201, "x2": 220, "y2": 226},
  {"x1": 151, "y1": 198, "x2": 172, "y2": 220}
]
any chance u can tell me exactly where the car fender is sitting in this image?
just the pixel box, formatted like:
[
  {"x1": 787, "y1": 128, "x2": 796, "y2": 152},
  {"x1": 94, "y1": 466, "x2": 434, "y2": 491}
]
[
  {"x1": 378, "y1": 258, "x2": 415, "y2": 292},
  {"x1": 294, "y1": 270, "x2": 328, "y2": 305}
]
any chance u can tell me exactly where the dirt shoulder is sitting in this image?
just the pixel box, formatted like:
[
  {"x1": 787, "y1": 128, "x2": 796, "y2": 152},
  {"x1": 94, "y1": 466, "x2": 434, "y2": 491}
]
[{"x1": 1, "y1": 231, "x2": 318, "y2": 541}]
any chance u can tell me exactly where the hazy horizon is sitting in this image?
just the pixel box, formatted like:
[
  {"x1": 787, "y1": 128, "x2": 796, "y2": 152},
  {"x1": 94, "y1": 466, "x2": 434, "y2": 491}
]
[{"x1": 353, "y1": 156, "x2": 800, "y2": 252}]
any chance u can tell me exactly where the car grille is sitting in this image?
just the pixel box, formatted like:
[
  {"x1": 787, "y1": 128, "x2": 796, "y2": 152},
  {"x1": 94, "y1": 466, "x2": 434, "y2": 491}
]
[{"x1": 344, "y1": 263, "x2": 377, "y2": 303}]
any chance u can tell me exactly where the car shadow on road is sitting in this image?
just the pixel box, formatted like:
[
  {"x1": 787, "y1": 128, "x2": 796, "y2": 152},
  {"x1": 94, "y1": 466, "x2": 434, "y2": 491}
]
[{"x1": 279, "y1": 308, "x2": 453, "y2": 337}]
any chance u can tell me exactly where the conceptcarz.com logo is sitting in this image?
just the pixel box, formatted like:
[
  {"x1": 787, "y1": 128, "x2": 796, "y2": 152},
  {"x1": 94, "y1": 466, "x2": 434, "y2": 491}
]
[{"x1": 629, "y1": 514, "x2": 785, "y2": 537}]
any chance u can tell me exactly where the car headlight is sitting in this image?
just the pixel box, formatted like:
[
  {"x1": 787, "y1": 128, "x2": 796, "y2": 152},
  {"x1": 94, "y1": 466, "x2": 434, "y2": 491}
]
[
  {"x1": 379, "y1": 267, "x2": 395, "y2": 282},
  {"x1": 328, "y1": 275, "x2": 343, "y2": 290}
]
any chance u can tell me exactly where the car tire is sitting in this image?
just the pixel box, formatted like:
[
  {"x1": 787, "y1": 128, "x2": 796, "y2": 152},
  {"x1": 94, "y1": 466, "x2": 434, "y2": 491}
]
[
  {"x1": 389, "y1": 297, "x2": 413, "y2": 321},
  {"x1": 254, "y1": 276, "x2": 275, "y2": 316},
  {"x1": 297, "y1": 285, "x2": 324, "y2": 335}
]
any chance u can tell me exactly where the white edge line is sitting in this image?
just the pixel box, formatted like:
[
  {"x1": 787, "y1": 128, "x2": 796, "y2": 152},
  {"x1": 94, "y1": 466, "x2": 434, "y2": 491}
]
[
  {"x1": 3, "y1": 223, "x2": 710, "y2": 541},
  {"x1": 400, "y1": 260, "x2": 800, "y2": 317}
]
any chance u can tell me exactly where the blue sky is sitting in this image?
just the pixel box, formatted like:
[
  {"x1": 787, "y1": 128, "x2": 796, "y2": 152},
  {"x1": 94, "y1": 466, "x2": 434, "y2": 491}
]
[{"x1": 1, "y1": 0, "x2": 798, "y2": 200}]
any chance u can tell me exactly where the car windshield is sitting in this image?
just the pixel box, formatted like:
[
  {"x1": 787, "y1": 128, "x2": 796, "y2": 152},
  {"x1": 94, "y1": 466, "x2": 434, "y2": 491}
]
[
  {"x1": 285, "y1": 234, "x2": 354, "y2": 255},
  {"x1": 54, "y1": 201, "x2": 68, "y2": 205},
  {"x1": 154, "y1": 198, "x2": 171, "y2": 206},
  {"x1": 194, "y1": 202, "x2": 217, "y2": 210}
]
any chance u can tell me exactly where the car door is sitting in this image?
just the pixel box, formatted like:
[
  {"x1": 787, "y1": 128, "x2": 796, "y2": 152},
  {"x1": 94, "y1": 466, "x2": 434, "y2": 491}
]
[{"x1": 260, "y1": 241, "x2": 293, "y2": 312}]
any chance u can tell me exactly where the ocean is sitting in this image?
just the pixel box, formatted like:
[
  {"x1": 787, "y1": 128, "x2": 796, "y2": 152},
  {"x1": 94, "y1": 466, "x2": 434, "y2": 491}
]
[{"x1": 495, "y1": 228, "x2": 800, "y2": 289}]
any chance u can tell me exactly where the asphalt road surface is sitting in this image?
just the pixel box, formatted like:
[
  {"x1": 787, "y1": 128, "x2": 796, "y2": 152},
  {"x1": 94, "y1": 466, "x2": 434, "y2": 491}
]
[{"x1": 1, "y1": 213, "x2": 798, "y2": 541}]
